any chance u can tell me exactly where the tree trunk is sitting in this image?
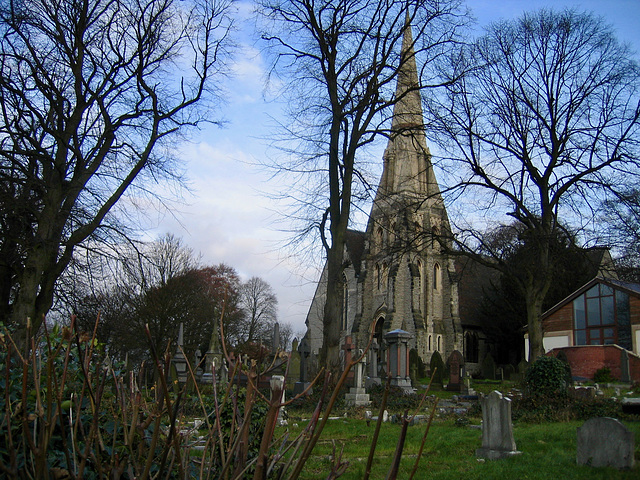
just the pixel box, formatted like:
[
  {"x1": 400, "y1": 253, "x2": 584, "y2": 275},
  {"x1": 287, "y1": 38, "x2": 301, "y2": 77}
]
[
  {"x1": 320, "y1": 243, "x2": 344, "y2": 369},
  {"x1": 525, "y1": 294, "x2": 545, "y2": 362},
  {"x1": 524, "y1": 260, "x2": 551, "y2": 362}
]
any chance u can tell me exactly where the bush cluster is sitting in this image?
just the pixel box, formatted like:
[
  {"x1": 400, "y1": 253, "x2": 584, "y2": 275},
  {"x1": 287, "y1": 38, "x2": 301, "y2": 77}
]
[
  {"x1": 525, "y1": 355, "x2": 572, "y2": 398},
  {"x1": 512, "y1": 394, "x2": 625, "y2": 423},
  {"x1": 593, "y1": 366, "x2": 615, "y2": 383},
  {"x1": 367, "y1": 384, "x2": 424, "y2": 412}
]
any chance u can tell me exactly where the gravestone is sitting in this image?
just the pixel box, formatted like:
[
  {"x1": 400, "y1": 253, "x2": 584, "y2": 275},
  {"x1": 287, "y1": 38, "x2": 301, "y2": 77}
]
[
  {"x1": 461, "y1": 371, "x2": 476, "y2": 396},
  {"x1": 288, "y1": 338, "x2": 301, "y2": 385},
  {"x1": 429, "y1": 350, "x2": 445, "y2": 386},
  {"x1": 621, "y1": 349, "x2": 631, "y2": 383},
  {"x1": 577, "y1": 417, "x2": 635, "y2": 469},
  {"x1": 446, "y1": 350, "x2": 464, "y2": 392},
  {"x1": 342, "y1": 336, "x2": 356, "y2": 385},
  {"x1": 622, "y1": 398, "x2": 640, "y2": 415},
  {"x1": 512, "y1": 359, "x2": 528, "y2": 383},
  {"x1": 203, "y1": 324, "x2": 223, "y2": 384},
  {"x1": 194, "y1": 349, "x2": 203, "y2": 380},
  {"x1": 384, "y1": 329, "x2": 413, "y2": 391},
  {"x1": 171, "y1": 323, "x2": 189, "y2": 384},
  {"x1": 476, "y1": 391, "x2": 521, "y2": 460},
  {"x1": 503, "y1": 364, "x2": 515, "y2": 381},
  {"x1": 572, "y1": 386, "x2": 596, "y2": 399},
  {"x1": 345, "y1": 351, "x2": 370, "y2": 406},
  {"x1": 270, "y1": 375, "x2": 287, "y2": 425},
  {"x1": 409, "y1": 348, "x2": 425, "y2": 385},
  {"x1": 293, "y1": 337, "x2": 312, "y2": 395},
  {"x1": 481, "y1": 353, "x2": 496, "y2": 380},
  {"x1": 366, "y1": 339, "x2": 381, "y2": 388}
]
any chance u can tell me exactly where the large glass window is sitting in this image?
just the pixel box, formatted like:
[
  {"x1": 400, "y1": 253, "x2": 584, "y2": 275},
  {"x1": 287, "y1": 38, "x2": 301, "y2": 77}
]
[{"x1": 573, "y1": 283, "x2": 632, "y2": 350}]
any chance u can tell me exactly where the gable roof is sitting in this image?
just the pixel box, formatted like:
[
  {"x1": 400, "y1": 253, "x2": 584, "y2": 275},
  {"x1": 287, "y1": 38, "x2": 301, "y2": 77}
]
[{"x1": 542, "y1": 276, "x2": 640, "y2": 319}]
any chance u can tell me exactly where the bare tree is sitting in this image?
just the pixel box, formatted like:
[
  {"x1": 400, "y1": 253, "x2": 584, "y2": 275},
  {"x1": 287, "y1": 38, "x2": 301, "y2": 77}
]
[
  {"x1": 72, "y1": 234, "x2": 211, "y2": 364},
  {"x1": 239, "y1": 276, "x2": 278, "y2": 344},
  {"x1": 0, "y1": 0, "x2": 235, "y2": 336},
  {"x1": 425, "y1": 9, "x2": 640, "y2": 359},
  {"x1": 124, "y1": 233, "x2": 200, "y2": 292},
  {"x1": 602, "y1": 189, "x2": 640, "y2": 282},
  {"x1": 258, "y1": 0, "x2": 468, "y2": 366}
]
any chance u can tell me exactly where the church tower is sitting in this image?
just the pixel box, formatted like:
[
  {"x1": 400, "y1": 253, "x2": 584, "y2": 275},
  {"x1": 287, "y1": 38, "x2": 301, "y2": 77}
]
[
  {"x1": 353, "y1": 22, "x2": 462, "y2": 365},
  {"x1": 303, "y1": 21, "x2": 462, "y2": 375}
]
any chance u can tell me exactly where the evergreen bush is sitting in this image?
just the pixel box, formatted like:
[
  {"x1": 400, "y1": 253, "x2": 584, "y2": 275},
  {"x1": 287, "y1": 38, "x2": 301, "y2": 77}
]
[
  {"x1": 593, "y1": 366, "x2": 615, "y2": 383},
  {"x1": 429, "y1": 351, "x2": 445, "y2": 385},
  {"x1": 525, "y1": 355, "x2": 572, "y2": 398}
]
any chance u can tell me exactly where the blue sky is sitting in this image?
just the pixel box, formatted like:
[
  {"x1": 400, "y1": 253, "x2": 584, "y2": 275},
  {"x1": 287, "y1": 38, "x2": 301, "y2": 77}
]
[{"x1": 146, "y1": 0, "x2": 640, "y2": 337}]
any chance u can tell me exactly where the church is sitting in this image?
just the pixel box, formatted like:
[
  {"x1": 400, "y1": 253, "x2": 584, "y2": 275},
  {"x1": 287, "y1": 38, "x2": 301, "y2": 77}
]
[
  {"x1": 302, "y1": 23, "x2": 637, "y2": 386},
  {"x1": 303, "y1": 24, "x2": 464, "y2": 378}
]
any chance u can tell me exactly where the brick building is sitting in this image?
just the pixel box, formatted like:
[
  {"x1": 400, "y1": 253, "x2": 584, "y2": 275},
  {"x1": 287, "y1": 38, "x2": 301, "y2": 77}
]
[{"x1": 539, "y1": 277, "x2": 640, "y2": 381}]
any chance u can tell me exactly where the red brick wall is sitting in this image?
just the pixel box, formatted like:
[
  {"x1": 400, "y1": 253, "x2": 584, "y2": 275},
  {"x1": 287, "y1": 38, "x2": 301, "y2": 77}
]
[
  {"x1": 543, "y1": 303, "x2": 573, "y2": 334},
  {"x1": 549, "y1": 345, "x2": 640, "y2": 382}
]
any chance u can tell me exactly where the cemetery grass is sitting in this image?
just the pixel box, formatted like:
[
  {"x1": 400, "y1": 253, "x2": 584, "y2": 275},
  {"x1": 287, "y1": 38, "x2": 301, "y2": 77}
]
[{"x1": 277, "y1": 418, "x2": 640, "y2": 479}]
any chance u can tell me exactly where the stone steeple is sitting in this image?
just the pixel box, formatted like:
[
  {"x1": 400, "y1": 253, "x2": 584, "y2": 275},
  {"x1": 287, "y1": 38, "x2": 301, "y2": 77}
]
[
  {"x1": 302, "y1": 20, "x2": 462, "y2": 381},
  {"x1": 358, "y1": 19, "x2": 461, "y2": 365},
  {"x1": 373, "y1": 20, "x2": 441, "y2": 207}
]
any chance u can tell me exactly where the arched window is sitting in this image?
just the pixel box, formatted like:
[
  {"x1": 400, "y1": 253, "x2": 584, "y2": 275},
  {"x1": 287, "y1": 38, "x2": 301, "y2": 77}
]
[
  {"x1": 428, "y1": 334, "x2": 432, "y2": 351},
  {"x1": 437, "y1": 335, "x2": 441, "y2": 352},
  {"x1": 432, "y1": 225, "x2": 440, "y2": 248},
  {"x1": 382, "y1": 262, "x2": 388, "y2": 292},
  {"x1": 414, "y1": 260, "x2": 423, "y2": 311},
  {"x1": 342, "y1": 273, "x2": 349, "y2": 330},
  {"x1": 433, "y1": 263, "x2": 441, "y2": 291},
  {"x1": 464, "y1": 332, "x2": 479, "y2": 363}
]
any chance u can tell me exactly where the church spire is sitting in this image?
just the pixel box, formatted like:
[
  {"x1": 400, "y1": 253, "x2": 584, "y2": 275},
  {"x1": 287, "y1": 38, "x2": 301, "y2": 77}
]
[
  {"x1": 390, "y1": 16, "x2": 424, "y2": 132},
  {"x1": 373, "y1": 18, "x2": 439, "y2": 202}
]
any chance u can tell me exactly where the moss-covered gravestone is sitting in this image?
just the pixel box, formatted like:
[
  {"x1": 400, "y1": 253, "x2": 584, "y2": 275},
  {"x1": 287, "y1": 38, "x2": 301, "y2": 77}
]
[
  {"x1": 481, "y1": 353, "x2": 496, "y2": 380},
  {"x1": 430, "y1": 351, "x2": 445, "y2": 386}
]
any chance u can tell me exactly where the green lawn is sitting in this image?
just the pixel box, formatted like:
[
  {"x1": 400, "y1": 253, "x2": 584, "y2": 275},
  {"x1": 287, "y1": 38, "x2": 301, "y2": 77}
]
[{"x1": 277, "y1": 418, "x2": 640, "y2": 479}]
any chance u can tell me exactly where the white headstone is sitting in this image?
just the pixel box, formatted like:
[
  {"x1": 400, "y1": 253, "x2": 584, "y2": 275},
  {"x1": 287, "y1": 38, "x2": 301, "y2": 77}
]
[{"x1": 476, "y1": 391, "x2": 521, "y2": 460}]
